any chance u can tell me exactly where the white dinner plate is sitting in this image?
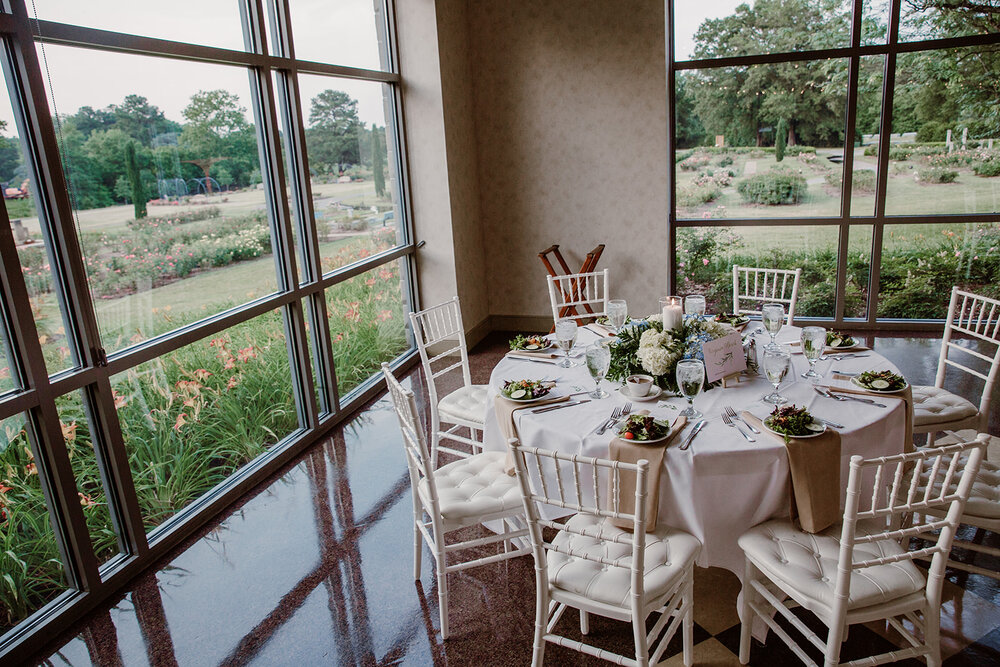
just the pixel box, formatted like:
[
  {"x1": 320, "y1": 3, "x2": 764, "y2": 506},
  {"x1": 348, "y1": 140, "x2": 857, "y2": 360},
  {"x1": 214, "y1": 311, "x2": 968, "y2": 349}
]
[
  {"x1": 510, "y1": 338, "x2": 555, "y2": 353},
  {"x1": 763, "y1": 421, "x2": 827, "y2": 439},
  {"x1": 850, "y1": 376, "x2": 909, "y2": 394},
  {"x1": 616, "y1": 385, "x2": 663, "y2": 402},
  {"x1": 826, "y1": 341, "x2": 862, "y2": 352},
  {"x1": 498, "y1": 381, "x2": 559, "y2": 403}
]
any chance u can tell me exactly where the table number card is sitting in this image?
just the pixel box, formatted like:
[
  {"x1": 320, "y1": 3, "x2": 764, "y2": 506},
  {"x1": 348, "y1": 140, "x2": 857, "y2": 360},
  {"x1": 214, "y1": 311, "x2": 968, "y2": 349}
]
[{"x1": 702, "y1": 332, "x2": 747, "y2": 383}]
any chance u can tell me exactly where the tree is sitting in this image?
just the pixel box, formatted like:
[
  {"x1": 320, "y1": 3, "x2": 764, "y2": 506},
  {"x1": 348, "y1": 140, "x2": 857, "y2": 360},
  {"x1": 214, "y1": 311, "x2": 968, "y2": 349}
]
[
  {"x1": 775, "y1": 119, "x2": 788, "y2": 161},
  {"x1": 674, "y1": 73, "x2": 706, "y2": 148},
  {"x1": 0, "y1": 136, "x2": 22, "y2": 184},
  {"x1": 179, "y1": 90, "x2": 258, "y2": 190},
  {"x1": 307, "y1": 89, "x2": 362, "y2": 174},
  {"x1": 371, "y1": 124, "x2": 386, "y2": 198},
  {"x1": 124, "y1": 141, "x2": 146, "y2": 219}
]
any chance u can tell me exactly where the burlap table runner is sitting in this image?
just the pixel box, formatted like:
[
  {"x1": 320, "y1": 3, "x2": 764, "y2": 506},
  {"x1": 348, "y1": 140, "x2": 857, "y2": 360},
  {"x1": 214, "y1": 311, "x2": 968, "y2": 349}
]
[
  {"x1": 608, "y1": 414, "x2": 687, "y2": 532},
  {"x1": 828, "y1": 374, "x2": 913, "y2": 453},
  {"x1": 743, "y1": 411, "x2": 842, "y2": 534},
  {"x1": 498, "y1": 394, "x2": 570, "y2": 475}
]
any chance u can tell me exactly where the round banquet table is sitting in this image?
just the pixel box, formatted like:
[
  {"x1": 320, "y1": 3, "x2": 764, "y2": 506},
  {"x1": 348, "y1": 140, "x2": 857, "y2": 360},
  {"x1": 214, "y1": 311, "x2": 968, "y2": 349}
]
[{"x1": 481, "y1": 324, "x2": 909, "y2": 577}]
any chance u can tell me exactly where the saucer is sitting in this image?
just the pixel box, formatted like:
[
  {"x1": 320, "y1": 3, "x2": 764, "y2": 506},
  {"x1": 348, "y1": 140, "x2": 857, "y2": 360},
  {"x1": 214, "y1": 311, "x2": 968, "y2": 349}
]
[{"x1": 617, "y1": 385, "x2": 663, "y2": 402}]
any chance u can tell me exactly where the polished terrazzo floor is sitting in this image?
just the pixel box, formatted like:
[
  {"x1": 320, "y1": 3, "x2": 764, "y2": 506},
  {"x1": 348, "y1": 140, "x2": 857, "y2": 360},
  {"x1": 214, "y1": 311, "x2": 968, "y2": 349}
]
[{"x1": 33, "y1": 331, "x2": 1000, "y2": 666}]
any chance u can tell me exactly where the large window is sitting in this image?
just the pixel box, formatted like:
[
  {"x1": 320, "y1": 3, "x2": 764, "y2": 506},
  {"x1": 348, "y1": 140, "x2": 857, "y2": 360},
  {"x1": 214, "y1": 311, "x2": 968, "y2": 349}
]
[
  {"x1": 669, "y1": 0, "x2": 1000, "y2": 323},
  {"x1": 0, "y1": 0, "x2": 414, "y2": 659}
]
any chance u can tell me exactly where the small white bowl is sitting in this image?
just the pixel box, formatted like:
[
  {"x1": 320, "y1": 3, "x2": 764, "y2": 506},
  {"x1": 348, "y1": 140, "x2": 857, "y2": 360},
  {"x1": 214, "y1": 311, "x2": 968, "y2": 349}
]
[{"x1": 624, "y1": 374, "x2": 655, "y2": 397}]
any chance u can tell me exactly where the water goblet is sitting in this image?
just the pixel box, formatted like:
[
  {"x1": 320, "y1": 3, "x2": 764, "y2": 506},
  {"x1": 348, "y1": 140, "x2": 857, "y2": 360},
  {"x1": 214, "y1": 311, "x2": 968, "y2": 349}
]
[
  {"x1": 554, "y1": 317, "x2": 578, "y2": 368},
  {"x1": 607, "y1": 299, "x2": 628, "y2": 333},
  {"x1": 762, "y1": 347, "x2": 791, "y2": 405},
  {"x1": 761, "y1": 303, "x2": 785, "y2": 350},
  {"x1": 585, "y1": 341, "x2": 611, "y2": 399},
  {"x1": 675, "y1": 359, "x2": 705, "y2": 420},
  {"x1": 800, "y1": 326, "x2": 826, "y2": 379},
  {"x1": 684, "y1": 295, "x2": 706, "y2": 317}
]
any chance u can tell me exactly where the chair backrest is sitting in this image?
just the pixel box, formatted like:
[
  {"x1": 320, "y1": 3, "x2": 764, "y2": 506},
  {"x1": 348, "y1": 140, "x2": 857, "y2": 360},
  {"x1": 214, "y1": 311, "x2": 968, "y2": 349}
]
[
  {"x1": 381, "y1": 362, "x2": 439, "y2": 505},
  {"x1": 508, "y1": 439, "x2": 651, "y2": 605},
  {"x1": 408, "y1": 297, "x2": 472, "y2": 408},
  {"x1": 546, "y1": 269, "x2": 610, "y2": 324},
  {"x1": 732, "y1": 265, "x2": 802, "y2": 325},
  {"x1": 831, "y1": 436, "x2": 987, "y2": 625},
  {"x1": 936, "y1": 287, "x2": 1000, "y2": 426}
]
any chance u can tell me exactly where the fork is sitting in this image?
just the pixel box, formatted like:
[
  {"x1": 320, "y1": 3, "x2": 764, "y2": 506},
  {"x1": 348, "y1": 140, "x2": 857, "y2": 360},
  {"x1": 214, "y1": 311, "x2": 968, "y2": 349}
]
[
  {"x1": 722, "y1": 411, "x2": 756, "y2": 442},
  {"x1": 604, "y1": 402, "x2": 633, "y2": 434},
  {"x1": 821, "y1": 353, "x2": 870, "y2": 362},
  {"x1": 724, "y1": 406, "x2": 759, "y2": 434},
  {"x1": 813, "y1": 386, "x2": 887, "y2": 408},
  {"x1": 594, "y1": 406, "x2": 622, "y2": 435}
]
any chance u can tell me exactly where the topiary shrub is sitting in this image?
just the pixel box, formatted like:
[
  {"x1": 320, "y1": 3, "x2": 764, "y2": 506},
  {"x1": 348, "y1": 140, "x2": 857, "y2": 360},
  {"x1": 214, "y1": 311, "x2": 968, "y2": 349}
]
[
  {"x1": 737, "y1": 172, "x2": 807, "y2": 205},
  {"x1": 916, "y1": 167, "x2": 958, "y2": 183}
]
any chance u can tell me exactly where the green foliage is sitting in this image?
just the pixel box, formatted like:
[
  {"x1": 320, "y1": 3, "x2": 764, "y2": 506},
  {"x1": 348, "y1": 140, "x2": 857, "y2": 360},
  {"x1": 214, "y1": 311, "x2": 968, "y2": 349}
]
[
  {"x1": 973, "y1": 158, "x2": 1000, "y2": 177},
  {"x1": 824, "y1": 169, "x2": 876, "y2": 193},
  {"x1": 4, "y1": 197, "x2": 35, "y2": 219},
  {"x1": 678, "y1": 152, "x2": 711, "y2": 171},
  {"x1": 717, "y1": 155, "x2": 734, "y2": 167},
  {"x1": 916, "y1": 120, "x2": 948, "y2": 142},
  {"x1": 775, "y1": 119, "x2": 787, "y2": 162},
  {"x1": 676, "y1": 183, "x2": 721, "y2": 207},
  {"x1": 307, "y1": 89, "x2": 362, "y2": 173},
  {"x1": 737, "y1": 172, "x2": 807, "y2": 204},
  {"x1": 372, "y1": 124, "x2": 386, "y2": 198},
  {"x1": 917, "y1": 167, "x2": 958, "y2": 184},
  {"x1": 124, "y1": 141, "x2": 146, "y2": 219}
]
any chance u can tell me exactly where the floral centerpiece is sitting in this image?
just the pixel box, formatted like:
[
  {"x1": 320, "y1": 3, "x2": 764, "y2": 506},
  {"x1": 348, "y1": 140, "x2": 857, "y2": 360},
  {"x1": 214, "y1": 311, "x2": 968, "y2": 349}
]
[{"x1": 606, "y1": 314, "x2": 735, "y2": 393}]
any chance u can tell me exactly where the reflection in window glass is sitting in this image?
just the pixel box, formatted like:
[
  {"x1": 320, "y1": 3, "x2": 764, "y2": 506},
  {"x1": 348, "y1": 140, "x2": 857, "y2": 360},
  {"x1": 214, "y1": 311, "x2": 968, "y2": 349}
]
[
  {"x1": 885, "y1": 46, "x2": 1000, "y2": 215},
  {"x1": 677, "y1": 225, "x2": 842, "y2": 318},
  {"x1": 297, "y1": 75, "x2": 403, "y2": 273},
  {"x1": 674, "y1": 0, "x2": 850, "y2": 61},
  {"x1": 111, "y1": 311, "x2": 297, "y2": 533},
  {"x1": 30, "y1": 0, "x2": 246, "y2": 51},
  {"x1": 877, "y1": 222, "x2": 1000, "y2": 319},
  {"x1": 861, "y1": 0, "x2": 891, "y2": 46},
  {"x1": 38, "y1": 45, "x2": 282, "y2": 354},
  {"x1": 900, "y1": 0, "x2": 1000, "y2": 42},
  {"x1": 0, "y1": 413, "x2": 69, "y2": 635},
  {"x1": 285, "y1": 0, "x2": 388, "y2": 70},
  {"x1": 676, "y1": 60, "x2": 847, "y2": 220},
  {"x1": 328, "y1": 260, "x2": 410, "y2": 397}
]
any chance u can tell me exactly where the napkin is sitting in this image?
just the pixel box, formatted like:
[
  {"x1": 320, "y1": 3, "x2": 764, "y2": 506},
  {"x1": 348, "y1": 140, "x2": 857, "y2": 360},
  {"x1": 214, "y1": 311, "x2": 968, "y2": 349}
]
[
  {"x1": 743, "y1": 411, "x2": 841, "y2": 534},
  {"x1": 587, "y1": 323, "x2": 617, "y2": 337},
  {"x1": 608, "y1": 414, "x2": 687, "y2": 532},
  {"x1": 498, "y1": 394, "x2": 570, "y2": 475},
  {"x1": 506, "y1": 350, "x2": 561, "y2": 360},
  {"x1": 828, "y1": 374, "x2": 913, "y2": 453}
]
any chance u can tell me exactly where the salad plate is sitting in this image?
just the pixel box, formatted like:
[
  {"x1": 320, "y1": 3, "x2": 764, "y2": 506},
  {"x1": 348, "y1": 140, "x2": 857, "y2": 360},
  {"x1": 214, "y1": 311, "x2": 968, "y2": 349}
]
[
  {"x1": 508, "y1": 334, "x2": 554, "y2": 353},
  {"x1": 850, "y1": 370, "x2": 908, "y2": 394},
  {"x1": 826, "y1": 331, "x2": 861, "y2": 351},
  {"x1": 616, "y1": 414, "x2": 673, "y2": 443},
  {"x1": 763, "y1": 405, "x2": 827, "y2": 440},
  {"x1": 499, "y1": 379, "x2": 558, "y2": 403}
]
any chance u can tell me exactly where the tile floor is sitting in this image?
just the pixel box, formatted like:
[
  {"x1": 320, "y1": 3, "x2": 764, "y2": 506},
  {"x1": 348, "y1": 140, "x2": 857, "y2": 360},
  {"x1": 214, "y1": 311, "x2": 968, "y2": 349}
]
[{"x1": 31, "y1": 331, "x2": 1000, "y2": 666}]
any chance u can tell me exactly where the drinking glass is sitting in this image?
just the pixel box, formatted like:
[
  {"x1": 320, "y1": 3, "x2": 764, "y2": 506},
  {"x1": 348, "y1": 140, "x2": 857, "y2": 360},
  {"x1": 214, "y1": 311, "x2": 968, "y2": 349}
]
[
  {"x1": 585, "y1": 341, "x2": 611, "y2": 398},
  {"x1": 675, "y1": 359, "x2": 704, "y2": 420},
  {"x1": 761, "y1": 303, "x2": 785, "y2": 350},
  {"x1": 762, "y1": 347, "x2": 791, "y2": 405},
  {"x1": 607, "y1": 299, "x2": 628, "y2": 333},
  {"x1": 800, "y1": 326, "x2": 826, "y2": 379},
  {"x1": 684, "y1": 295, "x2": 706, "y2": 317},
  {"x1": 554, "y1": 317, "x2": 579, "y2": 368}
]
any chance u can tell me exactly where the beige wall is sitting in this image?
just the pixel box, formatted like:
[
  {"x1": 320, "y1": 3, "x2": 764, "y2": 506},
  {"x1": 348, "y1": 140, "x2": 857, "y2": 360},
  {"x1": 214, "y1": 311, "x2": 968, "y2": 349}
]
[{"x1": 398, "y1": 0, "x2": 668, "y2": 334}]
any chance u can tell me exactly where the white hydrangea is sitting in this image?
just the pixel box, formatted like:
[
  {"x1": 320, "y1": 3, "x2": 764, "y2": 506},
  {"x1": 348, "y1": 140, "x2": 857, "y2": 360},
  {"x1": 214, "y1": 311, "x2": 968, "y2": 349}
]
[
  {"x1": 637, "y1": 345, "x2": 677, "y2": 376},
  {"x1": 701, "y1": 319, "x2": 733, "y2": 338},
  {"x1": 646, "y1": 313, "x2": 663, "y2": 325}
]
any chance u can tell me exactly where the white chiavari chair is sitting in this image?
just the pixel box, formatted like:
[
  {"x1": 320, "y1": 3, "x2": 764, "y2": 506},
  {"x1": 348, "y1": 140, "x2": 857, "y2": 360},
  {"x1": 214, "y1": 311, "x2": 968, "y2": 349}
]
[
  {"x1": 508, "y1": 438, "x2": 701, "y2": 667},
  {"x1": 381, "y1": 364, "x2": 530, "y2": 640},
  {"x1": 914, "y1": 287, "x2": 1000, "y2": 446},
  {"x1": 546, "y1": 269, "x2": 610, "y2": 324},
  {"x1": 737, "y1": 438, "x2": 986, "y2": 667},
  {"x1": 409, "y1": 297, "x2": 488, "y2": 465},
  {"x1": 732, "y1": 265, "x2": 802, "y2": 325}
]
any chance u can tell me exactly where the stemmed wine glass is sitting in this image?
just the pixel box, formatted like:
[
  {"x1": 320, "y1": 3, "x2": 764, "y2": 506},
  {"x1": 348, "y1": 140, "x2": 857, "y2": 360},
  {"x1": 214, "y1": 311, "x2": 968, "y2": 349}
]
[
  {"x1": 684, "y1": 295, "x2": 707, "y2": 317},
  {"x1": 554, "y1": 317, "x2": 578, "y2": 368},
  {"x1": 676, "y1": 359, "x2": 704, "y2": 420},
  {"x1": 607, "y1": 299, "x2": 628, "y2": 333},
  {"x1": 762, "y1": 347, "x2": 791, "y2": 405},
  {"x1": 800, "y1": 326, "x2": 826, "y2": 379},
  {"x1": 585, "y1": 341, "x2": 611, "y2": 399},
  {"x1": 761, "y1": 303, "x2": 785, "y2": 350}
]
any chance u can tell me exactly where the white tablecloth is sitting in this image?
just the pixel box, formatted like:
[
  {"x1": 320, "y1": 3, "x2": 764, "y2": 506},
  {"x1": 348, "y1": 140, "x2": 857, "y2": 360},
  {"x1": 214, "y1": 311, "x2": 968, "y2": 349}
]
[{"x1": 482, "y1": 325, "x2": 908, "y2": 576}]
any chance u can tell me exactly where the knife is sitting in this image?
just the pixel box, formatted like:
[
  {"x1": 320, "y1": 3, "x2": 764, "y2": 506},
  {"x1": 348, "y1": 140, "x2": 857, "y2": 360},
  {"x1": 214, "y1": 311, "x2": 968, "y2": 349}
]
[
  {"x1": 812, "y1": 417, "x2": 845, "y2": 429},
  {"x1": 531, "y1": 399, "x2": 591, "y2": 414},
  {"x1": 679, "y1": 419, "x2": 706, "y2": 451}
]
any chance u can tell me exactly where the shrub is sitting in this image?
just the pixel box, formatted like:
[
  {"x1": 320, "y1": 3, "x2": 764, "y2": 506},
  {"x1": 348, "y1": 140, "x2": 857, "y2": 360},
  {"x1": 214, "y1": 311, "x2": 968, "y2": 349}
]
[
  {"x1": 824, "y1": 169, "x2": 876, "y2": 193},
  {"x1": 679, "y1": 153, "x2": 711, "y2": 171},
  {"x1": 676, "y1": 183, "x2": 721, "y2": 208},
  {"x1": 675, "y1": 149, "x2": 695, "y2": 164},
  {"x1": 973, "y1": 158, "x2": 1000, "y2": 177},
  {"x1": 717, "y1": 155, "x2": 734, "y2": 167},
  {"x1": 785, "y1": 145, "x2": 816, "y2": 156},
  {"x1": 888, "y1": 146, "x2": 915, "y2": 161},
  {"x1": 737, "y1": 172, "x2": 807, "y2": 205},
  {"x1": 916, "y1": 121, "x2": 948, "y2": 143},
  {"x1": 863, "y1": 144, "x2": 878, "y2": 156},
  {"x1": 127, "y1": 206, "x2": 221, "y2": 229},
  {"x1": 775, "y1": 119, "x2": 787, "y2": 162},
  {"x1": 916, "y1": 167, "x2": 958, "y2": 184}
]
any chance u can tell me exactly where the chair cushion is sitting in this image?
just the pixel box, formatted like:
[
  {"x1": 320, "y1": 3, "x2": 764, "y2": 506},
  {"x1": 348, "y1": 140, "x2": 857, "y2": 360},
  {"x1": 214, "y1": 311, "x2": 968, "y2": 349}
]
[
  {"x1": 547, "y1": 514, "x2": 701, "y2": 609},
  {"x1": 914, "y1": 453, "x2": 1000, "y2": 520},
  {"x1": 418, "y1": 451, "x2": 522, "y2": 522},
  {"x1": 438, "y1": 385, "x2": 488, "y2": 424},
  {"x1": 739, "y1": 519, "x2": 925, "y2": 614},
  {"x1": 911, "y1": 385, "x2": 978, "y2": 427}
]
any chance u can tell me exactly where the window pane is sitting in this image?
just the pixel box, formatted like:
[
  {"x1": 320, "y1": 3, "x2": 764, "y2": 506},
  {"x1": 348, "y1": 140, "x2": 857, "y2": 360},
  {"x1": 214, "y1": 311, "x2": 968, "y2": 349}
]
[
  {"x1": 674, "y1": 1, "x2": 850, "y2": 62},
  {"x1": 885, "y1": 46, "x2": 1000, "y2": 215},
  {"x1": 110, "y1": 310, "x2": 298, "y2": 533},
  {"x1": 900, "y1": 0, "x2": 1000, "y2": 42},
  {"x1": 0, "y1": 413, "x2": 69, "y2": 635},
  {"x1": 851, "y1": 56, "x2": 885, "y2": 216},
  {"x1": 862, "y1": 0, "x2": 891, "y2": 46},
  {"x1": 877, "y1": 222, "x2": 1000, "y2": 319},
  {"x1": 327, "y1": 260, "x2": 411, "y2": 398},
  {"x1": 30, "y1": 0, "x2": 247, "y2": 51},
  {"x1": 677, "y1": 224, "x2": 840, "y2": 318},
  {"x1": 846, "y1": 225, "x2": 874, "y2": 319},
  {"x1": 297, "y1": 75, "x2": 404, "y2": 273},
  {"x1": 38, "y1": 45, "x2": 282, "y2": 354},
  {"x1": 284, "y1": 0, "x2": 389, "y2": 70},
  {"x1": 676, "y1": 60, "x2": 848, "y2": 220}
]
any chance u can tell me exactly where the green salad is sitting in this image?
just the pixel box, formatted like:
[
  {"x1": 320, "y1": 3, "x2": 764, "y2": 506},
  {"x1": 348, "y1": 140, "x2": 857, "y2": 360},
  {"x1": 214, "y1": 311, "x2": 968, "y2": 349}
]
[
  {"x1": 764, "y1": 405, "x2": 825, "y2": 440},
  {"x1": 617, "y1": 414, "x2": 671, "y2": 441},
  {"x1": 826, "y1": 331, "x2": 856, "y2": 348},
  {"x1": 715, "y1": 313, "x2": 750, "y2": 326},
  {"x1": 509, "y1": 334, "x2": 550, "y2": 351},
  {"x1": 501, "y1": 379, "x2": 555, "y2": 400},
  {"x1": 854, "y1": 369, "x2": 907, "y2": 391}
]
